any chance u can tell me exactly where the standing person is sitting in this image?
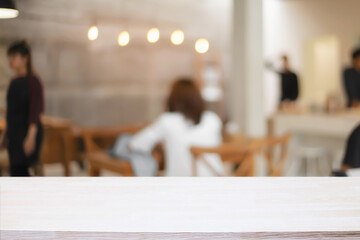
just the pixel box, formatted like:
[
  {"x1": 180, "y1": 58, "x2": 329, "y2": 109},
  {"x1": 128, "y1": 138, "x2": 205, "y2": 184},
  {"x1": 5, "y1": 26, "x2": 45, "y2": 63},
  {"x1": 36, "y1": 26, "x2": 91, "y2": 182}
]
[
  {"x1": 343, "y1": 48, "x2": 360, "y2": 108},
  {"x1": 266, "y1": 55, "x2": 299, "y2": 109},
  {"x1": 0, "y1": 41, "x2": 44, "y2": 176}
]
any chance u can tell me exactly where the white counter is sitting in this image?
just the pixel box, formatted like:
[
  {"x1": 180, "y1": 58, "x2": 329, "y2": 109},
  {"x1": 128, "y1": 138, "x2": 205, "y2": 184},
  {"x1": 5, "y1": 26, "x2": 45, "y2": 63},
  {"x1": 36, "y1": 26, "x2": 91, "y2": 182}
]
[
  {"x1": 272, "y1": 111, "x2": 360, "y2": 138},
  {"x1": 270, "y1": 111, "x2": 360, "y2": 175}
]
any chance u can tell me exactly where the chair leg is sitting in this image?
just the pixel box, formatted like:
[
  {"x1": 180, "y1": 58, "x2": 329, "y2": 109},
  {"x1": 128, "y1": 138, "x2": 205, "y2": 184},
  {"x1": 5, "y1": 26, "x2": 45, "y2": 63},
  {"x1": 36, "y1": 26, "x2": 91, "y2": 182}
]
[
  {"x1": 89, "y1": 165, "x2": 101, "y2": 176},
  {"x1": 317, "y1": 155, "x2": 332, "y2": 176},
  {"x1": 123, "y1": 171, "x2": 134, "y2": 177},
  {"x1": 270, "y1": 168, "x2": 281, "y2": 177},
  {"x1": 307, "y1": 157, "x2": 317, "y2": 176},
  {"x1": 33, "y1": 162, "x2": 44, "y2": 176},
  {"x1": 192, "y1": 158, "x2": 198, "y2": 177},
  {"x1": 62, "y1": 131, "x2": 73, "y2": 177},
  {"x1": 247, "y1": 155, "x2": 255, "y2": 176},
  {"x1": 63, "y1": 161, "x2": 71, "y2": 177},
  {"x1": 234, "y1": 154, "x2": 255, "y2": 177},
  {"x1": 304, "y1": 157, "x2": 309, "y2": 176}
]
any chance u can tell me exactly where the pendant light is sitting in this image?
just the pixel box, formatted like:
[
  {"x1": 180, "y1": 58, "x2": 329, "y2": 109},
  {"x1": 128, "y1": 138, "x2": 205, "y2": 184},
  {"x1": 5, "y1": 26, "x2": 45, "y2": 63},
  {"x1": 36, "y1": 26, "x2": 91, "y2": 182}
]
[
  {"x1": 171, "y1": 30, "x2": 184, "y2": 46},
  {"x1": 0, "y1": 0, "x2": 19, "y2": 19},
  {"x1": 88, "y1": 25, "x2": 99, "y2": 41},
  {"x1": 147, "y1": 27, "x2": 160, "y2": 43},
  {"x1": 195, "y1": 38, "x2": 210, "y2": 54},
  {"x1": 118, "y1": 31, "x2": 130, "y2": 46}
]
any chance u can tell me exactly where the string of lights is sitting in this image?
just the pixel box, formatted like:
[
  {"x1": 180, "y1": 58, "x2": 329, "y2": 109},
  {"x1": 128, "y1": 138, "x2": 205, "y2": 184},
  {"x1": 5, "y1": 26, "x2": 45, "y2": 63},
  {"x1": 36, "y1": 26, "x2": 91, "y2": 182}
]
[{"x1": 88, "y1": 25, "x2": 209, "y2": 54}]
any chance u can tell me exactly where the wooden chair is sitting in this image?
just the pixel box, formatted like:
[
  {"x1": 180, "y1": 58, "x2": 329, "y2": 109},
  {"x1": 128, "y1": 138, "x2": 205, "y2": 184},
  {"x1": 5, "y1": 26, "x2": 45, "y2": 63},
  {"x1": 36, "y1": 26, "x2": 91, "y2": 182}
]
[
  {"x1": 190, "y1": 133, "x2": 291, "y2": 177},
  {"x1": 82, "y1": 124, "x2": 145, "y2": 176},
  {"x1": 190, "y1": 139, "x2": 263, "y2": 177},
  {"x1": 0, "y1": 151, "x2": 8, "y2": 176},
  {"x1": 0, "y1": 119, "x2": 8, "y2": 175},
  {"x1": 40, "y1": 117, "x2": 82, "y2": 176},
  {"x1": 262, "y1": 134, "x2": 292, "y2": 176},
  {"x1": 0, "y1": 116, "x2": 81, "y2": 176},
  {"x1": 0, "y1": 119, "x2": 43, "y2": 176},
  {"x1": 0, "y1": 153, "x2": 44, "y2": 176}
]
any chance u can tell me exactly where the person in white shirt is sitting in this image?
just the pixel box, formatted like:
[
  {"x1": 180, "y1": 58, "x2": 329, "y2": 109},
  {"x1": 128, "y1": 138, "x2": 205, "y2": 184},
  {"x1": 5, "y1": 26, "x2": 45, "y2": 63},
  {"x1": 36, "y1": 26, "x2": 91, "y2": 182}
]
[{"x1": 130, "y1": 78, "x2": 224, "y2": 176}]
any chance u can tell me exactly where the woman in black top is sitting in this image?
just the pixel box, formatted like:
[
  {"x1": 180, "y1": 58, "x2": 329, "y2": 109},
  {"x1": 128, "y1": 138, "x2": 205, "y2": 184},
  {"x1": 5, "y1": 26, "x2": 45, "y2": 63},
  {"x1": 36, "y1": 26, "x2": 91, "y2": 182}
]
[{"x1": 0, "y1": 41, "x2": 44, "y2": 176}]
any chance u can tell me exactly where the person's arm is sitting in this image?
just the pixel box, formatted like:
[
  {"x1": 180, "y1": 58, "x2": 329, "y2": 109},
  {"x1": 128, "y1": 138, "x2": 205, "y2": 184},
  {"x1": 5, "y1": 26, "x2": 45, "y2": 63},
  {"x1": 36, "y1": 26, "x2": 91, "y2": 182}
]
[
  {"x1": 23, "y1": 124, "x2": 37, "y2": 156},
  {"x1": 265, "y1": 61, "x2": 281, "y2": 74},
  {"x1": 23, "y1": 76, "x2": 43, "y2": 156},
  {"x1": 129, "y1": 116, "x2": 165, "y2": 153}
]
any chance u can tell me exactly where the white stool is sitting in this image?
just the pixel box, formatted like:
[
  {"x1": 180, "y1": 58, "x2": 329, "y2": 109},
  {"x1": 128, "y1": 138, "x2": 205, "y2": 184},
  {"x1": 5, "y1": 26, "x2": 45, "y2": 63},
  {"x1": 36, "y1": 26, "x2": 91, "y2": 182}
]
[
  {"x1": 291, "y1": 147, "x2": 330, "y2": 176},
  {"x1": 330, "y1": 149, "x2": 344, "y2": 171}
]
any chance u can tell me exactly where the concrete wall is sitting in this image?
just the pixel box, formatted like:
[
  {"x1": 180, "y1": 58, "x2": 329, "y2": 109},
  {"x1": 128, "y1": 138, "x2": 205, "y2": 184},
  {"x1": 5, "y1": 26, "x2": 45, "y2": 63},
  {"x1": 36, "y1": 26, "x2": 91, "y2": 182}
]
[
  {"x1": 0, "y1": 0, "x2": 231, "y2": 126},
  {"x1": 0, "y1": 38, "x2": 196, "y2": 126}
]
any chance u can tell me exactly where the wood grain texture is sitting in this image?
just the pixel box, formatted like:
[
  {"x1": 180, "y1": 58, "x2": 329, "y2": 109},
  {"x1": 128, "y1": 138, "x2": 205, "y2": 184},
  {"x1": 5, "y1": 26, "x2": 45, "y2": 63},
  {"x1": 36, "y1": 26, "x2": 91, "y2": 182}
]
[
  {"x1": 1, "y1": 178, "x2": 360, "y2": 234},
  {"x1": 2, "y1": 231, "x2": 360, "y2": 240}
]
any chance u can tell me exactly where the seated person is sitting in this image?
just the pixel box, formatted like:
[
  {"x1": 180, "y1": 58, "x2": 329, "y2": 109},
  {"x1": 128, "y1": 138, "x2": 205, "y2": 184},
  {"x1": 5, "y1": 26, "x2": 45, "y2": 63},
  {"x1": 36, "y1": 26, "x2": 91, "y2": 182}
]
[
  {"x1": 342, "y1": 124, "x2": 360, "y2": 171},
  {"x1": 129, "y1": 78, "x2": 224, "y2": 176},
  {"x1": 343, "y1": 48, "x2": 360, "y2": 108}
]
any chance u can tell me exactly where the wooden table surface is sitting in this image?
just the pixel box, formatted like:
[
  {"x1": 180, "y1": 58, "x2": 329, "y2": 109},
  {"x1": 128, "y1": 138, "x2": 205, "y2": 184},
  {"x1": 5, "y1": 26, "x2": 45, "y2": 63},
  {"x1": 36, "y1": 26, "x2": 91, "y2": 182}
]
[{"x1": 1, "y1": 178, "x2": 360, "y2": 239}]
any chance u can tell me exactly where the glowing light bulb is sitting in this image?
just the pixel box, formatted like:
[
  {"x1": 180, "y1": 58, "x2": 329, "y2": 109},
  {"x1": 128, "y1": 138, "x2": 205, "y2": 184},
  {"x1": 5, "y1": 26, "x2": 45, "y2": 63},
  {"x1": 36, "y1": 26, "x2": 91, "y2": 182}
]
[
  {"x1": 147, "y1": 27, "x2": 160, "y2": 43},
  {"x1": 0, "y1": 8, "x2": 18, "y2": 19},
  {"x1": 171, "y1": 30, "x2": 184, "y2": 45},
  {"x1": 88, "y1": 25, "x2": 99, "y2": 41},
  {"x1": 118, "y1": 31, "x2": 130, "y2": 46},
  {"x1": 195, "y1": 38, "x2": 209, "y2": 54}
]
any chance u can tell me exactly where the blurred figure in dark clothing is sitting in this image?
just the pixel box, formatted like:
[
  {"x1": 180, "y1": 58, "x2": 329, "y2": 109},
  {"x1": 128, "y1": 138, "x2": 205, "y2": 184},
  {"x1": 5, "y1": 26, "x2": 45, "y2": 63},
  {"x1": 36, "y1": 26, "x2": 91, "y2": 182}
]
[
  {"x1": 343, "y1": 48, "x2": 360, "y2": 108},
  {"x1": 0, "y1": 41, "x2": 44, "y2": 176},
  {"x1": 266, "y1": 55, "x2": 299, "y2": 110},
  {"x1": 342, "y1": 124, "x2": 360, "y2": 171}
]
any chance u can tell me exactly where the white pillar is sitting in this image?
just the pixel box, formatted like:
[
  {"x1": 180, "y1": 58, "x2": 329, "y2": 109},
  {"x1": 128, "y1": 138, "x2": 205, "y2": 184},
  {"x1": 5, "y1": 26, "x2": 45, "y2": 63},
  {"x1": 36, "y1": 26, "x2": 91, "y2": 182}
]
[{"x1": 230, "y1": 0, "x2": 266, "y2": 137}]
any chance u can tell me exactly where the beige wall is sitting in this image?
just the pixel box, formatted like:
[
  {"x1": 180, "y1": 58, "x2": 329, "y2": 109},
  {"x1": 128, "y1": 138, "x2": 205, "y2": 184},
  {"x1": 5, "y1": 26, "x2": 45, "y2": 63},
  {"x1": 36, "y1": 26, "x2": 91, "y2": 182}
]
[
  {"x1": 303, "y1": 36, "x2": 341, "y2": 105},
  {"x1": 264, "y1": 0, "x2": 360, "y2": 114}
]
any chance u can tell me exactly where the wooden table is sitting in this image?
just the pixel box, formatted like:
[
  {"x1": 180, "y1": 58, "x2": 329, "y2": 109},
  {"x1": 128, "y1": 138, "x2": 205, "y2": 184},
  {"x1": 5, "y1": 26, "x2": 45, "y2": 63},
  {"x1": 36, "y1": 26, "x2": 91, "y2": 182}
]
[{"x1": 1, "y1": 178, "x2": 360, "y2": 239}]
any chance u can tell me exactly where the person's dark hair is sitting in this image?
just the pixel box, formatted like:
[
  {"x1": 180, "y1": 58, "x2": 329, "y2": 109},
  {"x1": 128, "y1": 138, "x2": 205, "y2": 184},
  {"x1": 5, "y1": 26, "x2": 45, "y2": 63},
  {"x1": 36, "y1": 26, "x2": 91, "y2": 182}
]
[
  {"x1": 7, "y1": 40, "x2": 33, "y2": 75},
  {"x1": 352, "y1": 48, "x2": 360, "y2": 61},
  {"x1": 167, "y1": 78, "x2": 205, "y2": 125}
]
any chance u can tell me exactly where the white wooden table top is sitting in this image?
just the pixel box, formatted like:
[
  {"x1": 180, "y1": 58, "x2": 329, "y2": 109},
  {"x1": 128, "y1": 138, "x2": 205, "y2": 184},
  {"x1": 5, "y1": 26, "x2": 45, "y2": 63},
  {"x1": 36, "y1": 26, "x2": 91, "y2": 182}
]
[{"x1": 1, "y1": 178, "x2": 360, "y2": 239}]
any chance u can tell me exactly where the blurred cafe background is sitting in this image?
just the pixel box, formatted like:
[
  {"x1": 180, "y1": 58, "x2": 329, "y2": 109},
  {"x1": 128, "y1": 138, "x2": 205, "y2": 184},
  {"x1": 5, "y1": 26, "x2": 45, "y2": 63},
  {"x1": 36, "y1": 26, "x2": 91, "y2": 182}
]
[{"x1": 0, "y1": 0, "x2": 360, "y2": 177}]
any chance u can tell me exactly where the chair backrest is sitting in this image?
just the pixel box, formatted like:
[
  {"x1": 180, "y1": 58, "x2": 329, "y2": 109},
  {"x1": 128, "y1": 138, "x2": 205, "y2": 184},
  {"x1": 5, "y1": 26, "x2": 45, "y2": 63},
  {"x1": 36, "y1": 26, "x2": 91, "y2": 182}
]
[
  {"x1": 190, "y1": 140, "x2": 264, "y2": 177},
  {"x1": 222, "y1": 131, "x2": 245, "y2": 144},
  {"x1": 40, "y1": 117, "x2": 74, "y2": 165},
  {"x1": 82, "y1": 124, "x2": 146, "y2": 153},
  {"x1": 262, "y1": 134, "x2": 292, "y2": 176}
]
